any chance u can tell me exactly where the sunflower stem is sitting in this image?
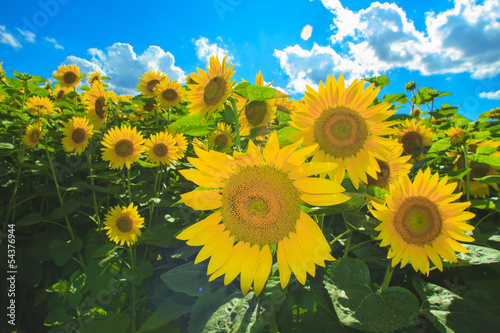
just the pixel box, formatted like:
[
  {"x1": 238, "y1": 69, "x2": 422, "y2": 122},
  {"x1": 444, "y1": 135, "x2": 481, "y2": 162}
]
[
  {"x1": 380, "y1": 264, "x2": 395, "y2": 292},
  {"x1": 269, "y1": 315, "x2": 278, "y2": 333},
  {"x1": 127, "y1": 167, "x2": 133, "y2": 205},
  {"x1": 86, "y1": 151, "x2": 101, "y2": 228},
  {"x1": 341, "y1": 213, "x2": 352, "y2": 258},
  {"x1": 129, "y1": 246, "x2": 137, "y2": 333},
  {"x1": 76, "y1": 304, "x2": 87, "y2": 333},
  {"x1": 462, "y1": 143, "x2": 471, "y2": 204},
  {"x1": 231, "y1": 98, "x2": 242, "y2": 152}
]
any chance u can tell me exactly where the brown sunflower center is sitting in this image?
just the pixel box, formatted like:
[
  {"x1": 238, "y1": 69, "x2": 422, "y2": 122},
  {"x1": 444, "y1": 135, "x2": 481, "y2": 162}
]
[
  {"x1": 71, "y1": 128, "x2": 86, "y2": 144},
  {"x1": 57, "y1": 90, "x2": 65, "y2": 99},
  {"x1": 116, "y1": 215, "x2": 133, "y2": 233},
  {"x1": 470, "y1": 161, "x2": 490, "y2": 179},
  {"x1": 214, "y1": 133, "x2": 228, "y2": 146},
  {"x1": 314, "y1": 106, "x2": 368, "y2": 159},
  {"x1": 401, "y1": 132, "x2": 423, "y2": 155},
  {"x1": 162, "y1": 88, "x2": 178, "y2": 102},
  {"x1": 221, "y1": 166, "x2": 301, "y2": 246},
  {"x1": 153, "y1": 143, "x2": 168, "y2": 157},
  {"x1": 367, "y1": 159, "x2": 391, "y2": 188},
  {"x1": 393, "y1": 196, "x2": 442, "y2": 245},
  {"x1": 245, "y1": 101, "x2": 267, "y2": 127},
  {"x1": 203, "y1": 76, "x2": 226, "y2": 106},
  {"x1": 30, "y1": 129, "x2": 41, "y2": 143},
  {"x1": 63, "y1": 71, "x2": 77, "y2": 85},
  {"x1": 276, "y1": 105, "x2": 290, "y2": 114},
  {"x1": 143, "y1": 103, "x2": 155, "y2": 112},
  {"x1": 147, "y1": 79, "x2": 160, "y2": 93},
  {"x1": 115, "y1": 139, "x2": 134, "y2": 157},
  {"x1": 95, "y1": 97, "x2": 106, "y2": 118},
  {"x1": 91, "y1": 75, "x2": 100, "y2": 83}
]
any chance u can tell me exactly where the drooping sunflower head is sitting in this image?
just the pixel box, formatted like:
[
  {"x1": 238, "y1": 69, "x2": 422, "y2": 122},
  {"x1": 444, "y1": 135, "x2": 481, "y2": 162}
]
[
  {"x1": 22, "y1": 123, "x2": 44, "y2": 147},
  {"x1": 83, "y1": 82, "x2": 116, "y2": 130},
  {"x1": 26, "y1": 95, "x2": 55, "y2": 116},
  {"x1": 288, "y1": 74, "x2": 395, "y2": 188},
  {"x1": 104, "y1": 203, "x2": 145, "y2": 246},
  {"x1": 61, "y1": 117, "x2": 93, "y2": 155},
  {"x1": 177, "y1": 132, "x2": 350, "y2": 295},
  {"x1": 208, "y1": 122, "x2": 234, "y2": 152},
  {"x1": 365, "y1": 142, "x2": 412, "y2": 191},
  {"x1": 87, "y1": 72, "x2": 102, "y2": 85},
  {"x1": 488, "y1": 107, "x2": 500, "y2": 120},
  {"x1": 370, "y1": 168, "x2": 475, "y2": 275},
  {"x1": 53, "y1": 64, "x2": 81, "y2": 88},
  {"x1": 101, "y1": 124, "x2": 145, "y2": 169},
  {"x1": 137, "y1": 70, "x2": 167, "y2": 97},
  {"x1": 446, "y1": 127, "x2": 466, "y2": 145},
  {"x1": 145, "y1": 131, "x2": 179, "y2": 165},
  {"x1": 396, "y1": 119, "x2": 433, "y2": 158},
  {"x1": 155, "y1": 79, "x2": 183, "y2": 108},
  {"x1": 186, "y1": 55, "x2": 235, "y2": 118}
]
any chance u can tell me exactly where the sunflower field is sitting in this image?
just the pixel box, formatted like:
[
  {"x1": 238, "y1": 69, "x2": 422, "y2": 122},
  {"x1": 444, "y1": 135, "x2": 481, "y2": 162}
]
[{"x1": 1, "y1": 57, "x2": 500, "y2": 333}]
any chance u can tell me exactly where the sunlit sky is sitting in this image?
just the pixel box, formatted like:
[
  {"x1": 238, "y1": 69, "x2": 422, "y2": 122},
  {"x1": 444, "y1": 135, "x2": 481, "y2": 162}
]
[{"x1": 1, "y1": 0, "x2": 500, "y2": 120}]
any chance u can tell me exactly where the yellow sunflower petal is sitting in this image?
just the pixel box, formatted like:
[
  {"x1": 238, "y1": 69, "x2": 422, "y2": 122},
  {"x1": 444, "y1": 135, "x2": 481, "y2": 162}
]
[
  {"x1": 253, "y1": 245, "x2": 272, "y2": 296},
  {"x1": 181, "y1": 190, "x2": 222, "y2": 210}
]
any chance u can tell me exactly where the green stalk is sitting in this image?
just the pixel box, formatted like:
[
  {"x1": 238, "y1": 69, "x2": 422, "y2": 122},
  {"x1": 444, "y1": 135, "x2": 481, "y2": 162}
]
[
  {"x1": 231, "y1": 98, "x2": 242, "y2": 152},
  {"x1": 127, "y1": 167, "x2": 133, "y2": 205},
  {"x1": 129, "y1": 246, "x2": 137, "y2": 333},
  {"x1": 86, "y1": 152, "x2": 101, "y2": 228},
  {"x1": 380, "y1": 264, "x2": 395, "y2": 292},
  {"x1": 462, "y1": 143, "x2": 471, "y2": 204},
  {"x1": 341, "y1": 213, "x2": 352, "y2": 258}
]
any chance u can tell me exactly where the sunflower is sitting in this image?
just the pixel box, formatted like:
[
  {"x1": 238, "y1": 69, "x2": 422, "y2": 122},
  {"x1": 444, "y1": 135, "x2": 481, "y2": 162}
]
[
  {"x1": 288, "y1": 75, "x2": 395, "y2": 189},
  {"x1": 26, "y1": 95, "x2": 55, "y2": 116},
  {"x1": 186, "y1": 55, "x2": 235, "y2": 118},
  {"x1": 396, "y1": 119, "x2": 433, "y2": 160},
  {"x1": 145, "y1": 132, "x2": 179, "y2": 165},
  {"x1": 61, "y1": 117, "x2": 93, "y2": 155},
  {"x1": 87, "y1": 72, "x2": 102, "y2": 85},
  {"x1": 185, "y1": 73, "x2": 198, "y2": 85},
  {"x1": 208, "y1": 122, "x2": 234, "y2": 152},
  {"x1": 370, "y1": 168, "x2": 475, "y2": 275},
  {"x1": 488, "y1": 107, "x2": 500, "y2": 120},
  {"x1": 101, "y1": 125, "x2": 145, "y2": 169},
  {"x1": 365, "y1": 142, "x2": 412, "y2": 191},
  {"x1": 274, "y1": 97, "x2": 296, "y2": 115},
  {"x1": 0, "y1": 61, "x2": 4, "y2": 77},
  {"x1": 104, "y1": 203, "x2": 144, "y2": 246},
  {"x1": 22, "y1": 123, "x2": 44, "y2": 147},
  {"x1": 167, "y1": 130, "x2": 188, "y2": 159},
  {"x1": 155, "y1": 79, "x2": 183, "y2": 108},
  {"x1": 51, "y1": 86, "x2": 71, "y2": 103},
  {"x1": 445, "y1": 127, "x2": 466, "y2": 145},
  {"x1": 237, "y1": 72, "x2": 276, "y2": 136},
  {"x1": 83, "y1": 82, "x2": 116, "y2": 130},
  {"x1": 53, "y1": 64, "x2": 81, "y2": 88},
  {"x1": 177, "y1": 132, "x2": 350, "y2": 295},
  {"x1": 137, "y1": 70, "x2": 167, "y2": 97}
]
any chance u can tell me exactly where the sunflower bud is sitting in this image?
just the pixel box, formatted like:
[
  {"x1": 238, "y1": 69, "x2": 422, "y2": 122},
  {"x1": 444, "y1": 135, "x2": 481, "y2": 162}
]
[{"x1": 405, "y1": 81, "x2": 417, "y2": 92}]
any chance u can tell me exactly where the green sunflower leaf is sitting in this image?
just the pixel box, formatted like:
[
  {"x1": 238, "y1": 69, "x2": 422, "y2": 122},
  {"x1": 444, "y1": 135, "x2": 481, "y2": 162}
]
[
  {"x1": 428, "y1": 138, "x2": 451, "y2": 153},
  {"x1": 246, "y1": 84, "x2": 288, "y2": 102},
  {"x1": 443, "y1": 244, "x2": 500, "y2": 267},
  {"x1": 49, "y1": 238, "x2": 83, "y2": 266},
  {"x1": 365, "y1": 75, "x2": 390, "y2": 88},
  {"x1": 476, "y1": 145, "x2": 497, "y2": 155},
  {"x1": 383, "y1": 93, "x2": 408, "y2": 104},
  {"x1": 475, "y1": 175, "x2": 500, "y2": 184},
  {"x1": 137, "y1": 293, "x2": 194, "y2": 333},
  {"x1": 469, "y1": 154, "x2": 500, "y2": 167},
  {"x1": 169, "y1": 113, "x2": 214, "y2": 136},
  {"x1": 16, "y1": 213, "x2": 44, "y2": 227},
  {"x1": 233, "y1": 81, "x2": 251, "y2": 99}
]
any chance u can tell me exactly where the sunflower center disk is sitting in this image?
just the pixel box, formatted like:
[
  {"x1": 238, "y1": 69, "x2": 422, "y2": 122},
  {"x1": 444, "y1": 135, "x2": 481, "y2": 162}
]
[
  {"x1": 222, "y1": 166, "x2": 301, "y2": 246},
  {"x1": 367, "y1": 159, "x2": 391, "y2": 188},
  {"x1": 203, "y1": 76, "x2": 225, "y2": 106},
  {"x1": 144, "y1": 103, "x2": 155, "y2": 112},
  {"x1": 393, "y1": 196, "x2": 443, "y2": 245},
  {"x1": 214, "y1": 134, "x2": 228, "y2": 146},
  {"x1": 71, "y1": 128, "x2": 86, "y2": 144},
  {"x1": 402, "y1": 132, "x2": 423, "y2": 155},
  {"x1": 276, "y1": 105, "x2": 289, "y2": 114},
  {"x1": 30, "y1": 130, "x2": 40, "y2": 142},
  {"x1": 116, "y1": 215, "x2": 133, "y2": 233},
  {"x1": 162, "y1": 89, "x2": 178, "y2": 102},
  {"x1": 147, "y1": 79, "x2": 160, "y2": 93},
  {"x1": 245, "y1": 101, "x2": 267, "y2": 127},
  {"x1": 314, "y1": 106, "x2": 368, "y2": 159},
  {"x1": 470, "y1": 161, "x2": 490, "y2": 179},
  {"x1": 153, "y1": 143, "x2": 168, "y2": 157},
  {"x1": 115, "y1": 139, "x2": 134, "y2": 157},
  {"x1": 63, "y1": 71, "x2": 77, "y2": 84},
  {"x1": 95, "y1": 97, "x2": 106, "y2": 118}
]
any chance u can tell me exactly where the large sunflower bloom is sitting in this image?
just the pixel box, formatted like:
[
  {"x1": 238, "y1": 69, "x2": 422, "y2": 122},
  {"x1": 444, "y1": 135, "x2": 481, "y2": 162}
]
[
  {"x1": 155, "y1": 79, "x2": 183, "y2": 109},
  {"x1": 104, "y1": 203, "x2": 144, "y2": 246},
  {"x1": 53, "y1": 64, "x2": 81, "y2": 88},
  {"x1": 22, "y1": 123, "x2": 44, "y2": 147},
  {"x1": 186, "y1": 55, "x2": 235, "y2": 118},
  {"x1": 101, "y1": 125, "x2": 145, "y2": 169},
  {"x1": 177, "y1": 132, "x2": 350, "y2": 296},
  {"x1": 61, "y1": 117, "x2": 93, "y2": 155},
  {"x1": 288, "y1": 75, "x2": 395, "y2": 189},
  {"x1": 83, "y1": 82, "x2": 116, "y2": 130},
  {"x1": 145, "y1": 132, "x2": 179, "y2": 165},
  {"x1": 26, "y1": 95, "x2": 55, "y2": 116},
  {"x1": 137, "y1": 70, "x2": 167, "y2": 97},
  {"x1": 396, "y1": 119, "x2": 433, "y2": 160},
  {"x1": 370, "y1": 168, "x2": 475, "y2": 275},
  {"x1": 208, "y1": 122, "x2": 234, "y2": 152}
]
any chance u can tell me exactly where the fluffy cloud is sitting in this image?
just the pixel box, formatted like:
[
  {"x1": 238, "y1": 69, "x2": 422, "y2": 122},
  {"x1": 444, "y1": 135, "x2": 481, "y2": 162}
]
[
  {"x1": 193, "y1": 36, "x2": 233, "y2": 63},
  {"x1": 61, "y1": 43, "x2": 185, "y2": 95},
  {"x1": 0, "y1": 26, "x2": 22, "y2": 48},
  {"x1": 45, "y1": 37, "x2": 63, "y2": 49},
  {"x1": 480, "y1": 90, "x2": 500, "y2": 100},
  {"x1": 17, "y1": 28, "x2": 35, "y2": 43},
  {"x1": 274, "y1": 0, "x2": 500, "y2": 93}
]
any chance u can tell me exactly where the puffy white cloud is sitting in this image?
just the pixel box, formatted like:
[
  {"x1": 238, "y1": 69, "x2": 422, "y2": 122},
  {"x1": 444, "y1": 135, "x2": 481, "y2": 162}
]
[
  {"x1": 45, "y1": 37, "x2": 63, "y2": 49},
  {"x1": 480, "y1": 90, "x2": 500, "y2": 100},
  {"x1": 275, "y1": 0, "x2": 500, "y2": 93},
  {"x1": 193, "y1": 36, "x2": 233, "y2": 63},
  {"x1": 17, "y1": 28, "x2": 35, "y2": 43},
  {"x1": 61, "y1": 43, "x2": 185, "y2": 95},
  {"x1": 0, "y1": 26, "x2": 22, "y2": 48}
]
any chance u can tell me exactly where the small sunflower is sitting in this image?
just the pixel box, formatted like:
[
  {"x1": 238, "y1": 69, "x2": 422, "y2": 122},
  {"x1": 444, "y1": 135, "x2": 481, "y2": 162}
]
[
  {"x1": 0, "y1": 61, "x2": 4, "y2": 77},
  {"x1": 22, "y1": 124, "x2": 44, "y2": 147},
  {"x1": 288, "y1": 75, "x2": 395, "y2": 189},
  {"x1": 274, "y1": 97, "x2": 297, "y2": 115},
  {"x1": 155, "y1": 79, "x2": 183, "y2": 109},
  {"x1": 167, "y1": 130, "x2": 188, "y2": 159},
  {"x1": 446, "y1": 127, "x2": 466, "y2": 145},
  {"x1": 87, "y1": 72, "x2": 102, "y2": 85},
  {"x1": 370, "y1": 168, "x2": 475, "y2": 275},
  {"x1": 365, "y1": 142, "x2": 412, "y2": 191},
  {"x1": 61, "y1": 117, "x2": 93, "y2": 155},
  {"x1": 177, "y1": 132, "x2": 349, "y2": 296},
  {"x1": 488, "y1": 107, "x2": 500, "y2": 120},
  {"x1": 83, "y1": 82, "x2": 116, "y2": 130},
  {"x1": 26, "y1": 95, "x2": 55, "y2": 116},
  {"x1": 396, "y1": 119, "x2": 433, "y2": 160},
  {"x1": 186, "y1": 55, "x2": 235, "y2": 118},
  {"x1": 53, "y1": 64, "x2": 81, "y2": 88},
  {"x1": 101, "y1": 125, "x2": 145, "y2": 169},
  {"x1": 208, "y1": 122, "x2": 234, "y2": 152},
  {"x1": 104, "y1": 203, "x2": 145, "y2": 246},
  {"x1": 145, "y1": 132, "x2": 179, "y2": 165},
  {"x1": 185, "y1": 73, "x2": 198, "y2": 85},
  {"x1": 51, "y1": 86, "x2": 71, "y2": 103},
  {"x1": 137, "y1": 70, "x2": 167, "y2": 97}
]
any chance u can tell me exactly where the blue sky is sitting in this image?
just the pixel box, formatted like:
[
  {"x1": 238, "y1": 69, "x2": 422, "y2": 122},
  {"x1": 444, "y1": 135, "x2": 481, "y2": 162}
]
[{"x1": 1, "y1": 0, "x2": 500, "y2": 120}]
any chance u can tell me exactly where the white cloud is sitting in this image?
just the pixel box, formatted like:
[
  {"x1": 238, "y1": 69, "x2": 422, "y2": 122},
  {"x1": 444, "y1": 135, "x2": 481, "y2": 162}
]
[
  {"x1": 480, "y1": 90, "x2": 500, "y2": 100},
  {"x1": 193, "y1": 36, "x2": 233, "y2": 63},
  {"x1": 61, "y1": 43, "x2": 185, "y2": 95},
  {"x1": 17, "y1": 28, "x2": 35, "y2": 42},
  {"x1": 0, "y1": 26, "x2": 22, "y2": 48},
  {"x1": 45, "y1": 37, "x2": 63, "y2": 49},
  {"x1": 275, "y1": 0, "x2": 500, "y2": 93}
]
